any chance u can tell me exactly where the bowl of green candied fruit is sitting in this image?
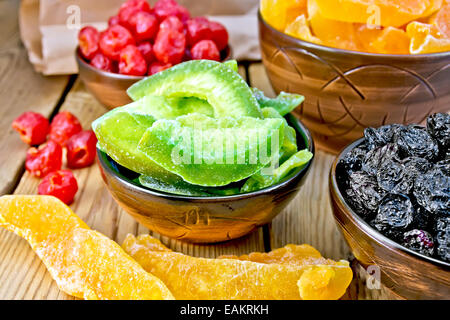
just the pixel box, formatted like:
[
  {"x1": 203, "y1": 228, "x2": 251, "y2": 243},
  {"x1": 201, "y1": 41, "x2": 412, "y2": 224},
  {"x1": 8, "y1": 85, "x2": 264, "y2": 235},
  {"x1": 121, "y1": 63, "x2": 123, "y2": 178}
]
[
  {"x1": 330, "y1": 113, "x2": 449, "y2": 299},
  {"x1": 94, "y1": 59, "x2": 314, "y2": 243}
]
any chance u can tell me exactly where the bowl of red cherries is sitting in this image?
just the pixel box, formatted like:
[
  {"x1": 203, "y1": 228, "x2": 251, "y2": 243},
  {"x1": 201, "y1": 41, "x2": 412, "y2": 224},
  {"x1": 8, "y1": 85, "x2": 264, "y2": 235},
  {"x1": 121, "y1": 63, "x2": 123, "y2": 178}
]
[{"x1": 76, "y1": 0, "x2": 231, "y2": 109}]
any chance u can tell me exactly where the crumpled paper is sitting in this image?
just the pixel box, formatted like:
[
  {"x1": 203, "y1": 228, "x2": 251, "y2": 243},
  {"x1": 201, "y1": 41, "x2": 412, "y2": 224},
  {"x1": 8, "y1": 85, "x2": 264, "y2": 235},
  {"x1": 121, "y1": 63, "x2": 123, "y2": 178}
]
[{"x1": 19, "y1": 0, "x2": 260, "y2": 75}]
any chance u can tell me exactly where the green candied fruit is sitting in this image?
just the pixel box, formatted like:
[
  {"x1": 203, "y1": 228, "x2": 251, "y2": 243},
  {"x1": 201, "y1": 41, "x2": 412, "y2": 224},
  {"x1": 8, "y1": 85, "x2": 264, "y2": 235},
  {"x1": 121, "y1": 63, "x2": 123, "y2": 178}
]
[
  {"x1": 139, "y1": 175, "x2": 211, "y2": 197},
  {"x1": 127, "y1": 60, "x2": 262, "y2": 119},
  {"x1": 139, "y1": 174, "x2": 242, "y2": 197},
  {"x1": 241, "y1": 149, "x2": 313, "y2": 193},
  {"x1": 92, "y1": 95, "x2": 213, "y2": 178},
  {"x1": 138, "y1": 113, "x2": 285, "y2": 187},
  {"x1": 261, "y1": 107, "x2": 297, "y2": 161},
  {"x1": 252, "y1": 88, "x2": 304, "y2": 116},
  {"x1": 223, "y1": 60, "x2": 239, "y2": 73}
]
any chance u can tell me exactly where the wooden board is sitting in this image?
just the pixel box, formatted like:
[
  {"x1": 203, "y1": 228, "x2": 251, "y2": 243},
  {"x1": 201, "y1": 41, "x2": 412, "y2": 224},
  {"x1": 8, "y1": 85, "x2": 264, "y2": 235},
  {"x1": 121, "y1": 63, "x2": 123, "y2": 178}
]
[{"x1": 0, "y1": 0, "x2": 70, "y2": 195}]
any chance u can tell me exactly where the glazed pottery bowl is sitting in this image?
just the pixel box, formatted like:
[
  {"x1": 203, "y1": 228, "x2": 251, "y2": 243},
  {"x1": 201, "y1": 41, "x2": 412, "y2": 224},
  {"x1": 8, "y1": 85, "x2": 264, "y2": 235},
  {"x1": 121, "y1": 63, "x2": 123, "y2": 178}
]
[
  {"x1": 97, "y1": 114, "x2": 314, "y2": 243},
  {"x1": 329, "y1": 138, "x2": 450, "y2": 300},
  {"x1": 258, "y1": 12, "x2": 450, "y2": 154},
  {"x1": 76, "y1": 46, "x2": 232, "y2": 110}
]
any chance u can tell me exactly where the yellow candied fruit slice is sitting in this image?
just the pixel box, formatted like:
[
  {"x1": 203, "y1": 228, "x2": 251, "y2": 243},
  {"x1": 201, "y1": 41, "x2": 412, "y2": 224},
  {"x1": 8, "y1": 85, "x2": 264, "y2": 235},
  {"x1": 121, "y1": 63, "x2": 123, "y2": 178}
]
[
  {"x1": 261, "y1": 0, "x2": 308, "y2": 31},
  {"x1": 0, "y1": 195, "x2": 174, "y2": 300},
  {"x1": 298, "y1": 261, "x2": 353, "y2": 300},
  {"x1": 429, "y1": 1, "x2": 450, "y2": 38},
  {"x1": 314, "y1": 0, "x2": 442, "y2": 28},
  {"x1": 123, "y1": 234, "x2": 353, "y2": 300},
  {"x1": 367, "y1": 26, "x2": 411, "y2": 54},
  {"x1": 308, "y1": 0, "x2": 360, "y2": 51},
  {"x1": 407, "y1": 21, "x2": 450, "y2": 53},
  {"x1": 285, "y1": 15, "x2": 323, "y2": 45}
]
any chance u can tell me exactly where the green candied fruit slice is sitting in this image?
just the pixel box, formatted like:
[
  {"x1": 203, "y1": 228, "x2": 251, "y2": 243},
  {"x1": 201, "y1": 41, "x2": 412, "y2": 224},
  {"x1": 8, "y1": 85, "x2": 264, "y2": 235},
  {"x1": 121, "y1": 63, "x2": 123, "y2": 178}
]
[
  {"x1": 139, "y1": 175, "x2": 242, "y2": 197},
  {"x1": 92, "y1": 106, "x2": 169, "y2": 177},
  {"x1": 262, "y1": 107, "x2": 297, "y2": 160},
  {"x1": 127, "y1": 60, "x2": 262, "y2": 118},
  {"x1": 138, "y1": 113, "x2": 285, "y2": 187},
  {"x1": 139, "y1": 175, "x2": 211, "y2": 197},
  {"x1": 118, "y1": 95, "x2": 214, "y2": 120},
  {"x1": 252, "y1": 88, "x2": 304, "y2": 116},
  {"x1": 241, "y1": 149, "x2": 313, "y2": 193},
  {"x1": 223, "y1": 60, "x2": 238, "y2": 73},
  {"x1": 92, "y1": 93, "x2": 216, "y2": 176}
]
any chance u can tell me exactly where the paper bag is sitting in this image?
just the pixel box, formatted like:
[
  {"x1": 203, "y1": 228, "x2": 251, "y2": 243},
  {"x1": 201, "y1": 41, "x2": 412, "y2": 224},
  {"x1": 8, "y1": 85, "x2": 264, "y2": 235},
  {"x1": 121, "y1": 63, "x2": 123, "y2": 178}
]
[{"x1": 19, "y1": 0, "x2": 260, "y2": 75}]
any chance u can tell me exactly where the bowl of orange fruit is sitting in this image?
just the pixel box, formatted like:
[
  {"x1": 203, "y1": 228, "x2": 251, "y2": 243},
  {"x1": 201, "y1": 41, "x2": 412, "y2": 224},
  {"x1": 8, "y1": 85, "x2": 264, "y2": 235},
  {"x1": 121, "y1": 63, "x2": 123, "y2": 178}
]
[{"x1": 259, "y1": 0, "x2": 450, "y2": 154}]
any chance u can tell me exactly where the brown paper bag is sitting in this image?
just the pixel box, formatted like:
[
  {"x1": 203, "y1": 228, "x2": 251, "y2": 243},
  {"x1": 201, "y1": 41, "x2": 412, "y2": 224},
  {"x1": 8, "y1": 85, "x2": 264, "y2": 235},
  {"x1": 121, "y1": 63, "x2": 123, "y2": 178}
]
[{"x1": 19, "y1": 0, "x2": 260, "y2": 75}]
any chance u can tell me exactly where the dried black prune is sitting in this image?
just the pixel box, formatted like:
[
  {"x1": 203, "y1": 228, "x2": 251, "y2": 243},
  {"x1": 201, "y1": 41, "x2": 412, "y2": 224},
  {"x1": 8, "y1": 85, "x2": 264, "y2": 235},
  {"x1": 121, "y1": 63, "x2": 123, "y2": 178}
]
[
  {"x1": 427, "y1": 113, "x2": 450, "y2": 152},
  {"x1": 435, "y1": 216, "x2": 450, "y2": 262},
  {"x1": 414, "y1": 168, "x2": 450, "y2": 215},
  {"x1": 364, "y1": 124, "x2": 401, "y2": 150},
  {"x1": 338, "y1": 143, "x2": 367, "y2": 174},
  {"x1": 372, "y1": 194, "x2": 414, "y2": 240},
  {"x1": 436, "y1": 159, "x2": 450, "y2": 176},
  {"x1": 402, "y1": 229, "x2": 434, "y2": 257},
  {"x1": 377, "y1": 160, "x2": 404, "y2": 192},
  {"x1": 394, "y1": 125, "x2": 439, "y2": 161},
  {"x1": 362, "y1": 143, "x2": 399, "y2": 176},
  {"x1": 393, "y1": 157, "x2": 431, "y2": 194},
  {"x1": 349, "y1": 171, "x2": 386, "y2": 213}
]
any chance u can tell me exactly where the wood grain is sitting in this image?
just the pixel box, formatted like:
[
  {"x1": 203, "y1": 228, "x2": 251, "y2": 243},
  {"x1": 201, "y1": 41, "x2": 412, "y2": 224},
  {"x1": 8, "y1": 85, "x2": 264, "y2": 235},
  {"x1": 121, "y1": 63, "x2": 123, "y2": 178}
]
[{"x1": 0, "y1": 0, "x2": 69, "y2": 195}]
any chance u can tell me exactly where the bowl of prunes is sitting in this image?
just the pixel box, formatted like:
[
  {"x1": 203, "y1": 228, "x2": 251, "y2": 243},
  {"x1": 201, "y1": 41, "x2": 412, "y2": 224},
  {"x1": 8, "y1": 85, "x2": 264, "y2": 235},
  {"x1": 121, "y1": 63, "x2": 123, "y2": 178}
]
[{"x1": 330, "y1": 113, "x2": 449, "y2": 300}]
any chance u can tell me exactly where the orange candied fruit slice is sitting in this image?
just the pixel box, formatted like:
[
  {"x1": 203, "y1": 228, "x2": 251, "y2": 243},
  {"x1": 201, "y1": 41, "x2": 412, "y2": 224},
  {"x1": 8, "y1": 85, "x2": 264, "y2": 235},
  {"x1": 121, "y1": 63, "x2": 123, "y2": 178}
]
[
  {"x1": 357, "y1": 26, "x2": 411, "y2": 54},
  {"x1": 430, "y1": 1, "x2": 450, "y2": 37},
  {"x1": 261, "y1": 0, "x2": 308, "y2": 31},
  {"x1": 0, "y1": 195, "x2": 174, "y2": 300},
  {"x1": 307, "y1": 0, "x2": 360, "y2": 51},
  {"x1": 313, "y1": 0, "x2": 443, "y2": 27},
  {"x1": 123, "y1": 234, "x2": 353, "y2": 300},
  {"x1": 407, "y1": 21, "x2": 450, "y2": 53},
  {"x1": 285, "y1": 15, "x2": 323, "y2": 45}
]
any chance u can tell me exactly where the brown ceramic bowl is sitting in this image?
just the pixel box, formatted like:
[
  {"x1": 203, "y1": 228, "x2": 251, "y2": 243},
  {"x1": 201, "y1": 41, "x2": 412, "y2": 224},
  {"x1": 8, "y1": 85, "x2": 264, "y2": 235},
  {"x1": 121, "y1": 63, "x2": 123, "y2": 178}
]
[
  {"x1": 330, "y1": 139, "x2": 450, "y2": 300},
  {"x1": 76, "y1": 46, "x2": 232, "y2": 110},
  {"x1": 258, "y1": 12, "x2": 450, "y2": 154},
  {"x1": 97, "y1": 114, "x2": 314, "y2": 243}
]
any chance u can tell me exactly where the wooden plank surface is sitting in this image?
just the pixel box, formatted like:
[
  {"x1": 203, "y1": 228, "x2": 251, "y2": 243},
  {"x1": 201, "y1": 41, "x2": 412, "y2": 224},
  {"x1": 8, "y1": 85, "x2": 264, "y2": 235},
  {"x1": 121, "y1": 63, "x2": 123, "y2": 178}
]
[{"x1": 0, "y1": 0, "x2": 69, "y2": 195}]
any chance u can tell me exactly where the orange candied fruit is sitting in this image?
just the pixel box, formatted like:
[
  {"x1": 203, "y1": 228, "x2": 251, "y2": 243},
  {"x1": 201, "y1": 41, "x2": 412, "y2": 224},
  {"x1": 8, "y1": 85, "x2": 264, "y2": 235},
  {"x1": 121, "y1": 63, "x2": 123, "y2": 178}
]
[{"x1": 261, "y1": 0, "x2": 308, "y2": 31}]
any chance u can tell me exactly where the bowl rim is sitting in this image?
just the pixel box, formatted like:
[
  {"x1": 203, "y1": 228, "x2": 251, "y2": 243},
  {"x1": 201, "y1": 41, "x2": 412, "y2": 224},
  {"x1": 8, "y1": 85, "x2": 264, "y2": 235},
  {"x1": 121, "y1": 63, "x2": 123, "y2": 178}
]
[
  {"x1": 258, "y1": 10, "x2": 450, "y2": 60},
  {"x1": 330, "y1": 137, "x2": 450, "y2": 268},
  {"x1": 97, "y1": 113, "x2": 315, "y2": 202},
  {"x1": 75, "y1": 45, "x2": 233, "y2": 80}
]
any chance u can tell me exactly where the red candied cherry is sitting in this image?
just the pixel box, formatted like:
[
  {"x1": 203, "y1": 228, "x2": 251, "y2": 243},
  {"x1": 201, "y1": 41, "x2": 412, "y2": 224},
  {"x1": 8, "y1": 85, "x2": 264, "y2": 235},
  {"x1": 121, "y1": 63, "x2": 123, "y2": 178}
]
[
  {"x1": 148, "y1": 61, "x2": 172, "y2": 75},
  {"x1": 99, "y1": 25, "x2": 135, "y2": 61},
  {"x1": 49, "y1": 111, "x2": 82, "y2": 146},
  {"x1": 12, "y1": 112, "x2": 49, "y2": 146},
  {"x1": 38, "y1": 170, "x2": 78, "y2": 205},
  {"x1": 129, "y1": 11, "x2": 159, "y2": 42},
  {"x1": 119, "y1": 44, "x2": 148, "y2": 76},
  {"x1": 26, "y1": 140, "x2": 62, "y2": 178},
  {"x1": 154, "y1": 0, "x2": 190, "y2": 22},
  {"x1": 108, "y1": 15, "x2": 120, "y2": 27},
  {"x1": 118, "y1": 0, "x2": 152, "y2": 29},
  {"x1": 78, "y1": 26, "x2": 99, "y2": 60},
  {"x1": 137, "y1": 42, "x2": 154, "y2": 63},
  {"x1": 159, "y1": 16, "x2": 184, "y2": 33},
  {"x1": 186, "y1": 17, "x2": 211, "y2": 46},
  {"x1": 209, "y1": 21, "x2": 229, "y2": 51},
  {"x1": 191, "y1": 40, "x2": 220, "y2": 61},
  {"x1": 90, "y1": 53, "x2": 114, "y2": 72},
  {"x1": 66, "y1": 131, "x2": 97, "y2": 169},
  {"x1": 153, "y1": 28, "x2": 186, "y2": 64}
]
